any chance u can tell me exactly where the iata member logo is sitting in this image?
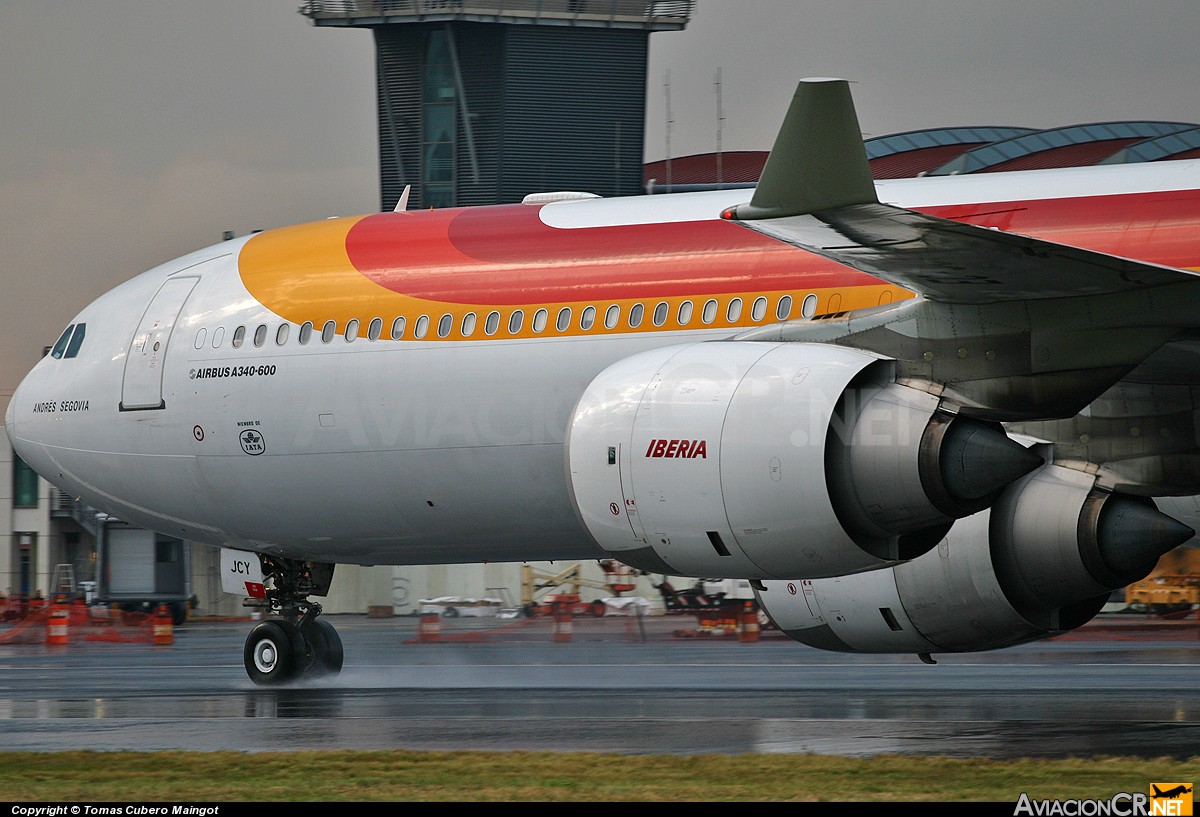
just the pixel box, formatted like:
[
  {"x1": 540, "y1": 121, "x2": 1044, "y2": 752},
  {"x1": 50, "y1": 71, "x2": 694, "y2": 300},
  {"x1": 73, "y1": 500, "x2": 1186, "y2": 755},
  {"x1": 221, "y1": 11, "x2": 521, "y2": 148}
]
[
  {"x1": 1150, "y1": 784, "x2": 1193, "y2": 816},
  {"x1": 239, "y1": 429, "x2": 266, "y2": 456}
]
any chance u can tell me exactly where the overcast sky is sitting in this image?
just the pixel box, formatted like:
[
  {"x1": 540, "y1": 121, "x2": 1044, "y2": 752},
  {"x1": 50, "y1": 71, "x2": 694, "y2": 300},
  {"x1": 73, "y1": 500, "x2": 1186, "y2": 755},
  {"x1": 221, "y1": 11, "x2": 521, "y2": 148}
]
[{"x1": 3, "y1": 0, "x2": 1199, "y2": 407}]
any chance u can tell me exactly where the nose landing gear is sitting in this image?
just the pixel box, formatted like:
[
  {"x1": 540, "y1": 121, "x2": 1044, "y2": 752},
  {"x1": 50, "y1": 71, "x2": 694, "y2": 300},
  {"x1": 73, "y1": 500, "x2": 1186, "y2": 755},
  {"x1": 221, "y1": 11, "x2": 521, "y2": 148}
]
[{"x1": 242, "y1": 555, "x2": 343, "y2": 686}]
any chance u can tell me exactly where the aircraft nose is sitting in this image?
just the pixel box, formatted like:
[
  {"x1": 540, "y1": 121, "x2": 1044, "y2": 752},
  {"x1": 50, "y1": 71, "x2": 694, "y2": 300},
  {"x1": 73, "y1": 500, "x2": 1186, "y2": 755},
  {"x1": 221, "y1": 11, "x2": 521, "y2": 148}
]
[
  {"x1": 4, "y1": 383, "x2": 16, "y2": 434},
  {"x1": 7, "y1": 369, "x2": 40, "y2": 457},
  {"x1": 6, "y1": 368, "x2": 53, "y2": 481}
]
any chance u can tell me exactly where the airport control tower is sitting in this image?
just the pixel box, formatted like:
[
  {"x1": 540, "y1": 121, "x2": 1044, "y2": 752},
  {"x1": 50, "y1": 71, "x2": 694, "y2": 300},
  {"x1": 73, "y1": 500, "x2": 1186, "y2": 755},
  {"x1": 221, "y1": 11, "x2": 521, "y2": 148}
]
[{"x1": 300, "y1": 1, "x2": 692, "y2": 211}]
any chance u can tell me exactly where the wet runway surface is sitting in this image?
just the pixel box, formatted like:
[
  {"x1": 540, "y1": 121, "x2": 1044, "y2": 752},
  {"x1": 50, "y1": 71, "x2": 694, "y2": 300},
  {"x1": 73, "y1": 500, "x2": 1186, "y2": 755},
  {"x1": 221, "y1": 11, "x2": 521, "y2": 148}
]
[{"x1": 0, "y1": 612, "x2": 1197, "y2": 758}]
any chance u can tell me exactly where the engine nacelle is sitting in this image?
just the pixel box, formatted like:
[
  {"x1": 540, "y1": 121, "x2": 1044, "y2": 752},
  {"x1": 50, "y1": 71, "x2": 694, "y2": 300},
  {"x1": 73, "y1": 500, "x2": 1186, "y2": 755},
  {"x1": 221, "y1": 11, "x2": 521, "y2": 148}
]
[
  {"x1": 758, "y1": 459, "x2": 1194, "y2": 655},
  {"x1": 565, "y1": 341, "x2": 1042, "y2": 579}
]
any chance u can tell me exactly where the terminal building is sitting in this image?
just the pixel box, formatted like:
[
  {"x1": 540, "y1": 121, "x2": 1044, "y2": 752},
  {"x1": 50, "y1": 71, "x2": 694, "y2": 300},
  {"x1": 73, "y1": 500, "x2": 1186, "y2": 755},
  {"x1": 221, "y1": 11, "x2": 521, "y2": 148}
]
[
  {"x1": 644, "y1": 119, "x2": 1200, "y2": 193},
  {"x1": 4, "y1": 4, "x2": 1197, "y2": 621}
]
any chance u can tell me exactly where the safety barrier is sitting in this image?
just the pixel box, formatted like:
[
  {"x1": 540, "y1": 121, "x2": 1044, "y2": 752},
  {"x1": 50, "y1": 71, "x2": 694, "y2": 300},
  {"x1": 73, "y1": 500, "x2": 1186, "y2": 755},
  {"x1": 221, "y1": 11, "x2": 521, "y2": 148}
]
[{"x1": 0, "y1": 603, "x2": 172, "y2": 646}]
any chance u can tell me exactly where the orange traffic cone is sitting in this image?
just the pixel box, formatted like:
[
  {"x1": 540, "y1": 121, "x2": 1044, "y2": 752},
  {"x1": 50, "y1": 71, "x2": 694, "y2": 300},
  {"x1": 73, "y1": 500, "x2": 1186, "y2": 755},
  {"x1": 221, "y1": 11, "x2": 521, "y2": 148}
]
[
  {"x1": 417, "y1": 611, "x2": 441, "y2": 643},
  {"x1": 738, "y1": 602, "x2": 760, "y2": 643},
  {"x1": 152, "y1": 605, "x2": 174, "y2": 645},
  {"x1": 46, "y1": 604, "x2": 70, "y2": 646}
]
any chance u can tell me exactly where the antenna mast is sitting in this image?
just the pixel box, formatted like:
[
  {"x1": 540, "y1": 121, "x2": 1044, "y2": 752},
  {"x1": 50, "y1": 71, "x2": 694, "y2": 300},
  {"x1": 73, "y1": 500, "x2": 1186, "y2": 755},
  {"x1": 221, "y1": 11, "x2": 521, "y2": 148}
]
[
  {"x1": 664, "y1": 70, "x2": 673, "y2": 192},
  {"x1": 714, "y1": 66, "x2": 724, "y2": 188}
]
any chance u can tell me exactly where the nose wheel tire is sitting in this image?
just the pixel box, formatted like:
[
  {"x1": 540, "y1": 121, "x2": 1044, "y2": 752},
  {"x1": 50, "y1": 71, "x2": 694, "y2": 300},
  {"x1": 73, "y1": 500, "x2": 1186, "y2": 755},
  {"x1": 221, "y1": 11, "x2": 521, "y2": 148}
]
[
  {"x1": 244, "y1": 620, "x2": 306, "y2": 686},
  {"x1": 302, "y1": 618, "x2": 344, "y2": 677}
]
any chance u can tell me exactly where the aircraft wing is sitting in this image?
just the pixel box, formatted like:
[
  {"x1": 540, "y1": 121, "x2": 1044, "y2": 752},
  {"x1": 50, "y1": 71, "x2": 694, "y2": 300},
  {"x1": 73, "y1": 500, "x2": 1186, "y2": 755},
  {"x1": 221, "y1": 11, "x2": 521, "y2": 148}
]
[
  {"x1": 723, "y1": 79, "x2": 1197, "y2": 304},
  {"x1": 734, "y1": 201, "x2": 1193, "y2": 304}
]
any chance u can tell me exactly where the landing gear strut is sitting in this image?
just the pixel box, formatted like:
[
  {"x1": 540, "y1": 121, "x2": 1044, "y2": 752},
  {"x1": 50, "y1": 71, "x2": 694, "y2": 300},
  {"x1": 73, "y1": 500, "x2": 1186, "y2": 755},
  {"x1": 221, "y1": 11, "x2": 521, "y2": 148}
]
[{"x1": 242, "y1": 555, "x2": 343, "y2": 686}]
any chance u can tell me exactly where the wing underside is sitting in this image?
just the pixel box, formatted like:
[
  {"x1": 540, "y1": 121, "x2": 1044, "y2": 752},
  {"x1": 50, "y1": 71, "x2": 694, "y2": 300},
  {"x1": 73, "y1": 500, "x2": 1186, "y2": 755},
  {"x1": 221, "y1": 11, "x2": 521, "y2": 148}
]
[{"x1": 739, "y1": 202, "x2": 1195, "y2": 304}]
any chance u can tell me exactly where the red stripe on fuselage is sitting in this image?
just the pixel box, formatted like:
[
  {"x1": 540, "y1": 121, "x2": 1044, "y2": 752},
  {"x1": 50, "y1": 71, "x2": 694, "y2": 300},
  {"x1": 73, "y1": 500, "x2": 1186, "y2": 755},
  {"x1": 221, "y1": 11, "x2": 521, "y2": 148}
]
[
  {"x1": 345, "y1": 204, "x2": 880, "y2": 305},
  {"x1": 923, "y1": 188, "x2": 1200, "y2": 270},
  {"x1": 341, "y1": 189, "x2": 1200, "y2": 307}
]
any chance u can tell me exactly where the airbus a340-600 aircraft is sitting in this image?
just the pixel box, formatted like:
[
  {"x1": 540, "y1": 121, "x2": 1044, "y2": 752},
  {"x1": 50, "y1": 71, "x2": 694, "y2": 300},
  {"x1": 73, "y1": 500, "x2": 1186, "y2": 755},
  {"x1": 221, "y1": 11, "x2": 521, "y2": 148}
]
[{"x1": 8, "y1": 79, "x2": 1200, "y2": 685}]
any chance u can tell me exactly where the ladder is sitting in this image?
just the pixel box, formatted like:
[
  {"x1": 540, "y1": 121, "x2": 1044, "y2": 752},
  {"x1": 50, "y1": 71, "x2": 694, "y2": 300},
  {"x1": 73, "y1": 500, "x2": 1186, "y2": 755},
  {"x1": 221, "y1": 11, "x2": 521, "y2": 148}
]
[{"x1": 50, "y1": 564, "x2": 76, "y2": 602}]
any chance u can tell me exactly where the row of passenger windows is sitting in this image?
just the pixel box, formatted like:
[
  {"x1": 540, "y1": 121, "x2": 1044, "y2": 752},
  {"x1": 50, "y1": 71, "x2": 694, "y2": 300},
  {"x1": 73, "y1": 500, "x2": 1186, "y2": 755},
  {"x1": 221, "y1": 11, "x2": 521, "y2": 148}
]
[{"x1": 193, "y1": 294, "x2": 821, "y2": 350}]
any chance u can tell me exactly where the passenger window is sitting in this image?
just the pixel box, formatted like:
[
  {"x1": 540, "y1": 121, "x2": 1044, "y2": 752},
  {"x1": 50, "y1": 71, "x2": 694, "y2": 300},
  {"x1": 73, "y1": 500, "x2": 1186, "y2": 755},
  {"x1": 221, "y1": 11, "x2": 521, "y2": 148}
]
[
  {"x1": 678, "y1": 301, "x2": 693, "y2": 325},
  {"x1": 533, "y1": 309, "x2": 548, "y2": 333},
  {"x1": 581, "y1": 305, "x2": 596, "y2": 330},
  {"x1": 508, "y1": 310, "x2": 524, "y2": 334},
  {"x1": 212, "y1": 326, "x2": 225, "y2": 348},
  {"x1": 652, "y1": 302, "x2": 669, "y2": 327},
  {"x1": 345, "y1": 319, "x2": 360, "y2": 342},
  {"x1": 777, "y1": 295, "x2": 793, "y2": 320},
  {"x1": 254, "y1": 325, "x2": 267, "y2": 347},
  {"x1": 485, "y1": 311, "x2": 500, "y2": 336},
  {"x1": 751, "y1": 297, "x2": 767, "y2": 322},
  {"x1": 414, "y1": 315, "x2": 429, "y2": 339},
  {"x1": 390, "y1": 316, "x2": 406, "y2": 339},
  {"x1": 629, "y1": 303, "x2": 644, "y2": 328},
  {"x1": 232, "y1": 326, "x2": 246, "y2": 348},
  {"x1": 461, "y1": 312, "x2": 477, "y2": 336},
  {"x1": 437, "y1": 314, "x2": 452, "y2": 338},
  {"x1": 702, "y1": 299, "x2": 717, "y2": 324},
  {"x1": 321, "y1": 321, "x2": 335, "y2": 343},
  {"x1": 64, "y1": 323, "x2": 86, "y2": 358},
  {"x1": 556, "y1": 307, "x2": 572, "y2": 332},
  {"x1": 50, "y1": 325, "x2": 74, "y2": 359},
  {"x1": 194, "y1": 328, "x2": 207, "y2": 350},
  {"x1": 299, "y1": 322, "x2": 313, "y2": 345},
  {"x1": 275, "y1": 324, "x2": 289, "y2": 346},
  {"x1": 727, "y1": 298, "x2": 743, "y2": 322},
  {"x1": 368, "y1": 318, "x2": 382, "y2": 341},
  {"x1": 604, "y1": 304, "x2": 620, "y2": 329},
  {"x1": 801, "y1": 293, "x2": 818, "y2": 318}
]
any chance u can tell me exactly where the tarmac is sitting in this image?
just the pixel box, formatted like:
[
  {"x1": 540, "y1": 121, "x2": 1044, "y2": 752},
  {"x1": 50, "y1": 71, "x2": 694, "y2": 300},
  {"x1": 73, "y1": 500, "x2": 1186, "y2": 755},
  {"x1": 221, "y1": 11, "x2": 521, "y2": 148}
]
[{"x1": 0, "y1": 606, "x2": 1197, "y2": 758}]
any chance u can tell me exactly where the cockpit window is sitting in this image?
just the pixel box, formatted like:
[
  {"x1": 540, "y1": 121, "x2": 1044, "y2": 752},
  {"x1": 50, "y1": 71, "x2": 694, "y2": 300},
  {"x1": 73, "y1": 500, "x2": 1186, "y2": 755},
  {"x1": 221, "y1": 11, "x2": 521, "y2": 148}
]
[
  {"x1": 64, "y1": 323, "x2": 86, "y2": 358},
  {"x1": 49, "y1": 323, "x2": 87, "y2": 359},
  {"x1": 50, "y1": 325, "x2": 74, "y2": 359}
]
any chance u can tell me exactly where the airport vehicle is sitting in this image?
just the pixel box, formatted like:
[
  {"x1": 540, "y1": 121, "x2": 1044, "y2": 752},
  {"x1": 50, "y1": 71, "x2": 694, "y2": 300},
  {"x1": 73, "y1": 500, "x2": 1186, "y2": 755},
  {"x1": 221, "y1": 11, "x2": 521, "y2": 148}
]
[
  {"x1": 96, "y1": 524, "x2": 191, "y2": 625},
  {"x1": 519, "y1": 560, "x2": 638, "y2": 617},
  {"x1": 9, "y1": 79, "x2": 1200, "y2": 683},
  {"x1": 53, "y1": 497, "x2": 193, "y2": 625},
  {"x1": 1123, "y1": 544, "x2": 1200, "y2": 613},
  {"x1": 655, "y1": 576, "x2": 769, "y2": 634},
  {"x1": 655, "y1": 576, "x2": 758, "y2": 616}
]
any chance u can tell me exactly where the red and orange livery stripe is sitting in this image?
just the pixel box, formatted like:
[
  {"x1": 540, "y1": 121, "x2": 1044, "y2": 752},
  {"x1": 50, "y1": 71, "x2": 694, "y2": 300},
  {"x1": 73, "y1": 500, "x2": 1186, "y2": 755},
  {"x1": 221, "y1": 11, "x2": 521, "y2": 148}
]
[
  {"x1": 237, "y1": 203, "x2": 896, "y2": 339},
  {"x1": 237, "y1": 189, "x2": 1200, "y2": 341}
]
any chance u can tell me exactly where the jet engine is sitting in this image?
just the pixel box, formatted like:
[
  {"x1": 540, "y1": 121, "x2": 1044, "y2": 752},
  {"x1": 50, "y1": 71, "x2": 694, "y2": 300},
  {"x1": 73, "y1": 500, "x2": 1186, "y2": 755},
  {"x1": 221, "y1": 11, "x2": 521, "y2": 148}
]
[
  {"x1": 565, "y1": 341, "x2": 1042, "y2": 579},
  {"x1": 756, "y1": 459, "x2": 1194, "y2": 656}
]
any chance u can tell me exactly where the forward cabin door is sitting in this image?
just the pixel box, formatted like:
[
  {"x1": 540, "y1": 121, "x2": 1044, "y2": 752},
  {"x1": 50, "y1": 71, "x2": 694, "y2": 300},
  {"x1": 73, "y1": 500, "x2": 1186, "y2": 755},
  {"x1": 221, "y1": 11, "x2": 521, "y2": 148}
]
[{"x1": 120, "y1": 276, "x2": 200, "y2": 411}]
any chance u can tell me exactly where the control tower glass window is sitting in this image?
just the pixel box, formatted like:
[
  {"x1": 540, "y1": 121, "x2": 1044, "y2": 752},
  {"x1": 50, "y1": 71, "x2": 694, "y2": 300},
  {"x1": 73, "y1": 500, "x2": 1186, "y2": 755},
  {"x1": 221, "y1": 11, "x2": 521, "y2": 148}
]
[{"x1": 422, "y1": 29, "x2": 456, "y2": 208}]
